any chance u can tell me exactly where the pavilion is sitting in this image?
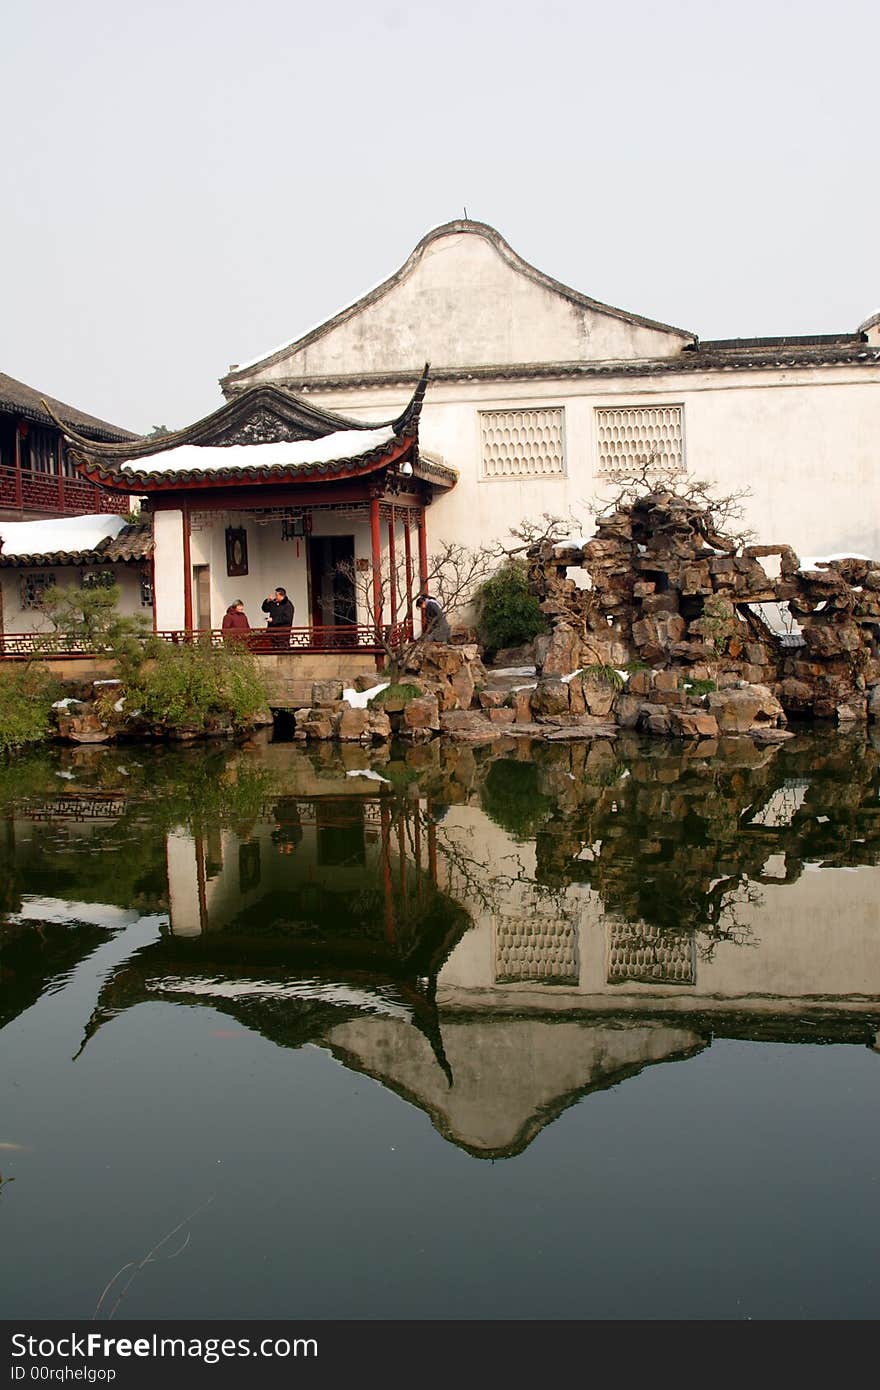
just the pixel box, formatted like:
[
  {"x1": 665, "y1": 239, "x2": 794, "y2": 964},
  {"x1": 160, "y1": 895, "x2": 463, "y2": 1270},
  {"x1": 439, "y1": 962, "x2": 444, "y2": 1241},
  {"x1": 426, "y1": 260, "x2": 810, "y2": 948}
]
[{"x1": 53, "y1": 365, "x2": 455, "y2": 651}]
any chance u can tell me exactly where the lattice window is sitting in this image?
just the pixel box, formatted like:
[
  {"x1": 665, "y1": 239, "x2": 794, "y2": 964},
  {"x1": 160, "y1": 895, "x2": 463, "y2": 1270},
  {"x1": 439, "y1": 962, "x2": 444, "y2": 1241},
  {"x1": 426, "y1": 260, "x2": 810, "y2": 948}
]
[
  {"x1": 20, "y1": 573, "x2": 53, "y2": 609},
  {"x1": 495, "y1": 912, "x2": 578, "y2": 984},
  {"x1": 81, "y1": 569, "x2": 116, "y2": 591},
  {"x1": 606, "y1": 921, "x2": 695, "y2": 985},
  {"x1": 595, "y1": 405, "x2": 684, "y2": 479},
  {"x1": 479, "y1": 408, "x2": 565, "y2": 480}
]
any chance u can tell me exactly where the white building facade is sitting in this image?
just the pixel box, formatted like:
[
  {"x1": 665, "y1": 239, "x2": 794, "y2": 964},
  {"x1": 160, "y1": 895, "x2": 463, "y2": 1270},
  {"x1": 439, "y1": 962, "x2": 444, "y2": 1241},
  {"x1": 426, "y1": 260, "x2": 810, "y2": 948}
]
[{"x1": 222, "y1": 221, "x2": 880, "y2": 561}]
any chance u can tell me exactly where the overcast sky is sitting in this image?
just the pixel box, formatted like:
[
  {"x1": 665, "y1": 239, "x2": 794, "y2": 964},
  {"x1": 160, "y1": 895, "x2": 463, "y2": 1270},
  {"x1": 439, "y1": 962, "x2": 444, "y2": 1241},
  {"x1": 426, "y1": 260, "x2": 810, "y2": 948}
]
[{"x1": 3, "y1": 0, "x2": 877, "y2": 434}]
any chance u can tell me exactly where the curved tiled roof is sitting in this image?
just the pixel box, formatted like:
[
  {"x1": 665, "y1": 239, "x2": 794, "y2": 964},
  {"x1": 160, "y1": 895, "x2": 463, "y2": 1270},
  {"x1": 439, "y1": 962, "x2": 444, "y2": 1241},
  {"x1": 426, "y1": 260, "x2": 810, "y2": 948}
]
[
  {"x1": 0, "y1": 517, "x2": 151, "y2": 567},
  {"x1": 55, "y1": 367, "x2": 455, "y2": 493},
  {"x1": 0, "y1": 372, "x2": 136, "y2": 441},
  {"x1": 45, "y1": 381, "x2": 408, "y2": 462}
]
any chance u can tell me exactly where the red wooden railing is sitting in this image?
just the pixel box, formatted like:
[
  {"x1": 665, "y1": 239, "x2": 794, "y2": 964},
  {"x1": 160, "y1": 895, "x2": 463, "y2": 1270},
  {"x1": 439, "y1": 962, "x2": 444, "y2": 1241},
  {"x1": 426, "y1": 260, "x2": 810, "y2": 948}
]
[
  {"x1": 0, "y1": 464, "x2": 129, "y2": 517},
  {"x1": 0, "y1": 623, "x2": 413, "y2": 660}
]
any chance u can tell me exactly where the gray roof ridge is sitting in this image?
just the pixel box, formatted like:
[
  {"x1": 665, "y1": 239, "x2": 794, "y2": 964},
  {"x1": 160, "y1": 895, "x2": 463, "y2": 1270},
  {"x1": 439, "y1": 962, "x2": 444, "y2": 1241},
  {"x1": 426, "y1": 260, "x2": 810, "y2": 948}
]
[{"x1": 219, "y1": 220, "x2": 695, "y2": 389}]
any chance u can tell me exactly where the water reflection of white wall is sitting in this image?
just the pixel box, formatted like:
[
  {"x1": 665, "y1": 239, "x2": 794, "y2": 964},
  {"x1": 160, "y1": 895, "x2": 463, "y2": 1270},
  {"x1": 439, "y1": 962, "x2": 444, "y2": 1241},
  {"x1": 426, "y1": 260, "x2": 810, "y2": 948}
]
[{"x1": 433, "y1": 806, "x2": 880, "y2": 1012}]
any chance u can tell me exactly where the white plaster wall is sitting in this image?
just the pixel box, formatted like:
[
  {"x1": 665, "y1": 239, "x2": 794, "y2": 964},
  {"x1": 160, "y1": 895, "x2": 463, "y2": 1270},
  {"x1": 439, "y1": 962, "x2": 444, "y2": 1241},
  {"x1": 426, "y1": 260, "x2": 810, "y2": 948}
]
[
  {"x1": 233, "y1": 230, "x2": 686, "y2": 384},
  {"x1": 153, "y1": 509, "x2": 185, "y2": 630},
  {"x1": 174, "y1": 509, "x2": 408, "y2": 631},
  {"x1": 0, "y1": 563, "x2": 145, "y2": 635},
  {"x1": 310, "y1": 364, "x2": 880, "y2": 560}
]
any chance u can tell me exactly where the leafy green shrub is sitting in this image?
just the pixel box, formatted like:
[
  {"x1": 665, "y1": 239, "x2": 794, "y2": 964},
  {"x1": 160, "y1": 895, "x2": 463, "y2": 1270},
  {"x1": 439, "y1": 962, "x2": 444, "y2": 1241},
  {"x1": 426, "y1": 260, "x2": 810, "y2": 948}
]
[
  {"x1": 681, "y1": 677, "x2": 717, "y2": 697},
  {"x1": 474, "y1": 561, "x2": 548, "y2": 655},
  {"x1": 581, "y1": 663, "x2": 626, "y2": 691},
  {"x1": 37, "y1": 582, "x2": 151, "y2": 658},
  {"x1": 0, "y1": 664, "x2": 62, "y2": 753},
  {"x1": 126, "y1": 642, "x2": 269, "y2": 731}
]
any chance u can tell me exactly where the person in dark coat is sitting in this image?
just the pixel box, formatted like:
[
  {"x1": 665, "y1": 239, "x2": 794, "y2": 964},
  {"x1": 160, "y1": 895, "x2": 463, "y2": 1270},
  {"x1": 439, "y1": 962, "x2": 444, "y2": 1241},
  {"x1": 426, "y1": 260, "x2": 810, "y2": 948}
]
[
  {"x1": 221, "y1": 600, "x2": 251, "y2": 642},
  {"x1": 415, "y1": 592, "x2": 451, "y2": 641},
  {"x1": 261, "y1": 586, "x2": 294, "y2": 649}
]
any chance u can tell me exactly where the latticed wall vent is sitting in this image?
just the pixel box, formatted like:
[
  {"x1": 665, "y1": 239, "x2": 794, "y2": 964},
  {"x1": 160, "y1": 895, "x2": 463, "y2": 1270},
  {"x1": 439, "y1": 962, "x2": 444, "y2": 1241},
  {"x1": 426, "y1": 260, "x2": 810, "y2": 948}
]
[
  {"x1": 595, "y1": 405, "x2": 684, "y2": 478},
  {"x1": 479, "y1": 407, "x2": 565, "y2": 479},
  {"x1": 495, "y1": 912, "x2": 579, "y2": 985},
  {"x1": 606, "y1": 921, "x2": 696, "y2": 986}
]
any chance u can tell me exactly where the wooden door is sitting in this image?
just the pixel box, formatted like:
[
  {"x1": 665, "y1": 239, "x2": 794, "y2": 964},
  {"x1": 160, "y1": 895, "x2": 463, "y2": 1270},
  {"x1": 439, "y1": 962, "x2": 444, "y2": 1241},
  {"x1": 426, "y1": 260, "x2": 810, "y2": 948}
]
[
  {"x1": 194, "y1": 565, "x2": 211, "y2": 631},
  {"x1": 308, "y1": 536, "x2": 355, "y2": 629}
]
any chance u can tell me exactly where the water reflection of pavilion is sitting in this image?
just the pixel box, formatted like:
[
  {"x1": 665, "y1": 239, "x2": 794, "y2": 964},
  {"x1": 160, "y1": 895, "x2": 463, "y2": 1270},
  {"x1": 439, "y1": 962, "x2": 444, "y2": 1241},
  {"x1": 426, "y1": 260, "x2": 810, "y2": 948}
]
[
  {"x1": 81, "y1": 794, "x2": 469, "y2": 1075},
  {"x1": 4, "y1": 733, "x2": 880, "y2": 1158}
]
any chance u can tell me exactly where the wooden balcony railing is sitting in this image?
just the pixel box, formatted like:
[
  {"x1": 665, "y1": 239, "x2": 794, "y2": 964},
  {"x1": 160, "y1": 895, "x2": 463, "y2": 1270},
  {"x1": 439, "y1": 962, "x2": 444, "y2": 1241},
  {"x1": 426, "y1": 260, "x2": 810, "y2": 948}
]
[
  {"x1": 0, "y1": 464, "x2": 129, "y2": 517},
  {"x1": 0, "y1": 623, "x2": 413, "y2": 660}
]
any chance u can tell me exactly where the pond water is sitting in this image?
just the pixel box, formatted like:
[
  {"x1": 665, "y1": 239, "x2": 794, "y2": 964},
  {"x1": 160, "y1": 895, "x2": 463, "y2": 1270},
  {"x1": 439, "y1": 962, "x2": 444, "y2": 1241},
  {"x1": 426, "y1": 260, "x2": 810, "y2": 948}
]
[{"x1": 1, "y1": 728, "x2": 879, "y2": 1321}]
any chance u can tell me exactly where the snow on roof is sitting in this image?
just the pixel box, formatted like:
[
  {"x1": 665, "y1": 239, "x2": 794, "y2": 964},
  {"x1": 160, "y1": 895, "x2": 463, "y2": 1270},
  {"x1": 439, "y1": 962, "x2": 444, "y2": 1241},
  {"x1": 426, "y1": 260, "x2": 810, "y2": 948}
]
[
  {"x1": 121, "y1": 426, "x2": 395, "y2": 476},
  {"x1": 0, "y1": 513, "x2": 127, "y2": 557}
]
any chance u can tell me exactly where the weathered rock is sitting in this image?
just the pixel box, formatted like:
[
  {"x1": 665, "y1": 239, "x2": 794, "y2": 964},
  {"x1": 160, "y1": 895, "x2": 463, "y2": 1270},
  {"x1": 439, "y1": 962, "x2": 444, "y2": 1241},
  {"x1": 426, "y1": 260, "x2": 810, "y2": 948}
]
[
  {"x1": 488, "y1": 708, "x2": 516, "y2": 725},
  {"x1": 56, "y1": 711, "x2": 112, "y2": 744},
  {"x1": 403, "y1": 694, "x2": 440, "y2": 732},
  {"x1": 531, "y1": 679, "x2": 571, "y2": 717},
  {"x1": 836, "y1": 700, "x2": 867, "y2": 724},
  {"x1": 669, "y1": 709, "x2": 720, "y2": 739},
  {"x1": 450, "y1": 665, "x2": 476, "y2": 710},
  {"x1": 632, "y1": 613, "x2": 686, "y2": 657},
  {"x1": 513, "y1": 689, "x2": 535, "y2": 723},
  {"x1": 478, "y1": 689, "x2": 506, "y2": 709},
  {"x1": 639, "y1": 705, "x2": 672, "y2": 736},
  {"x1": 337, "y1": 707, "x2": 369, "y2": 740},
  {"x1": 298, "y1": 715, "x2": 336, "y2": 740},
  {"x1": 869, "y1": 685, "x2": 880, "y2": 721},
  {"x1": 535, "y1": 623, "x2": 581, "y2": 677},
  {"x1": 778, "y1": 678, "x2": 814, "y2": 714},
  {"x1": 581, "y1": 676, "x2": 618, "y2": 717},
  {"x1": 312, "y1": 679, "x2": 343, "y2": 707},
  {"x1": 706, "y1": 684, "x2": 785, "y2": 732},
  {"x1": 440, "y1": 709, "x2": 485, "y2": 732},
  {"x1": 366, "y1": 709, "x2": 392, "y2": 740},
  {"x1": 614, "y1": 694, "x2": 644, "y2": 729}
]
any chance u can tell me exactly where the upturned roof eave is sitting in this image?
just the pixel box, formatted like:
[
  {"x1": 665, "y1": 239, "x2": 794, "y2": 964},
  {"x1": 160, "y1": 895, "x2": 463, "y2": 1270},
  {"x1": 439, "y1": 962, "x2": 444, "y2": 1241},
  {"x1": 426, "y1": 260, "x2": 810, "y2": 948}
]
[{"x1": 46, "y1": 364, "x2": 431, "y2": 464}]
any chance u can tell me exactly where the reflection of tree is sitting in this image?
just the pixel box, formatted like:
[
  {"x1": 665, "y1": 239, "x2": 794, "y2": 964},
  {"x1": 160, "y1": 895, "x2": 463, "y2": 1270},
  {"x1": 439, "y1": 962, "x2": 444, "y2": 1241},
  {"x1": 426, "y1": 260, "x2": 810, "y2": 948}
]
[{"x1": 480, "y1": 759, "x2": 554, "y2": 841}]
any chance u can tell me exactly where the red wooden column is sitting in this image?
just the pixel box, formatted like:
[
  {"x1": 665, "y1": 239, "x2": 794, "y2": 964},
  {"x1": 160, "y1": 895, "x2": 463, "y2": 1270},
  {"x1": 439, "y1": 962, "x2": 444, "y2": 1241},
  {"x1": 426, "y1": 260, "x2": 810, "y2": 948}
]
[
  {"x1": 13, "y1": 421, "x2": 23, "y2": 509},
  {"x1": 182, "y1": 502, "x2": 194, "y2": 634},
  {"x1": 387, "y1": 504, "x2": 398, "y2": 628},
  {"x1": 427, "y1": 799, "x2": 438, "y2": 886},
  {"x1": 150, "y1": 555, "x2": 158, "y2": 633},
  {"x1": 370, "y1": 494, "x2": 383, "y2": 638},
  {"x1": 56, "y1": 435, "x2": 66, "y2": 510},
  {"x1": 380, "y1": 802, "x2": 395, "y2": 944},
  {"x1": 403, "y1": 508, "x2": 414, "y2": 636},
  {"x1": 417, "y1": 504, "x2": 429, "y2": 634}
]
